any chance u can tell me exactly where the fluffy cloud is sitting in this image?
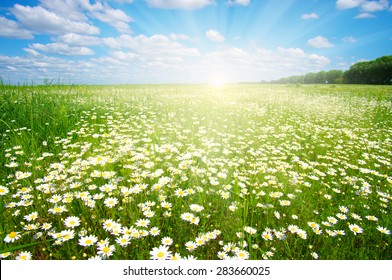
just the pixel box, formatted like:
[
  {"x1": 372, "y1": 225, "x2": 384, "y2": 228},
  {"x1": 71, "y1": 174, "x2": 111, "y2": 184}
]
[
  {"x1": 145, "y1": 0, "x2": 215, "y2": 10},
  {"x1": 28, "y1": 42, "x2": 95, "y2": 56},
  {"x1": 226, "y1": 0, "x2": 250, "y2": 6},
  {"x1": 11, "y1": 4, "x2": 100, "y2": 35},
  {"x1": 336, "y1": 0, "x2": 390, "y2": 18},
  {"x1": 58, "y1": 33, "x2": 102, "y2": 46},
  {"x1": 307, "y1": 36, "x2": 334, "y2": 48},
  {"x1": 301, "y1": 13, "x2": 319, "y2": 19},
  {"x1": 205, "y1": 29, "x2": 225, "y2": 42},
  {"x1": 336, "y1": 0, "x2": 365, "y2": 9},
  {"x1": 0, "y1": 16, "x2": 33, "y2": 39}
]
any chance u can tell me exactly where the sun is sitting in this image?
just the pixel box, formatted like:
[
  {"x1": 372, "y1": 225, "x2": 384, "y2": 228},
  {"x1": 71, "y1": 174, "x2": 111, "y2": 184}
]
[{"x1": 211, "y1": 79, "x2": 224, "y2": 88}]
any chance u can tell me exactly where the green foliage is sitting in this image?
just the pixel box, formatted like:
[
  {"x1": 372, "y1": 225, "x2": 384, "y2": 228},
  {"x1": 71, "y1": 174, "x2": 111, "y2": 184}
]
[{"x1": 271, "y1": 55, "x2": 392, "y2": 85}]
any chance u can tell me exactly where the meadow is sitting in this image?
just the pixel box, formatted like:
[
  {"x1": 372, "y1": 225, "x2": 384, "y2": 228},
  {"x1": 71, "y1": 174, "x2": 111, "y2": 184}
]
[{"x1": 0, "y1": 83, "x2": 391, "y2": 260}]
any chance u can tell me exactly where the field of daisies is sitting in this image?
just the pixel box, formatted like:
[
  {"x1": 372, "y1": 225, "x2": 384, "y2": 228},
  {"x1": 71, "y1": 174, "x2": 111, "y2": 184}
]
[{"x1": 0, "y1": 84, "x2": 391, "y2": 260}]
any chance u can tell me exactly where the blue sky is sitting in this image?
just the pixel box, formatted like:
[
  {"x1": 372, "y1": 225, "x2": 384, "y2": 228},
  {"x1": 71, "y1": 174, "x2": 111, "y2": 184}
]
[{"x1": 0, "y1": 0, "x2": 391, "y2": 84}]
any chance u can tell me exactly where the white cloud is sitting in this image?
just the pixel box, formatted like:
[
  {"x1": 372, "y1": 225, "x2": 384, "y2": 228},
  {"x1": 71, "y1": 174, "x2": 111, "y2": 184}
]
[
  {"x1": 58, "y1": 33, "x2": 102, "y2": 46},
  {"x1": 307, "y1": 36, "x2": 334, "y2": 48},
  {"x1": 227, "y1": 0, "x2": 250, "y2": 6},
  {"x1": 0, "y1": 16, "x2": 34, "y2": 39},
  {"x1": 205, "y1": 29, "x2": 225, "y2": 42},
  {"x1": 83, "y1": 1, "x2": 133, "y2": 33},
  {"x1": 342, "y1": 36, "x2": 358, "y2": 43},
  {"x1": 361, "y1": 0, "x2": 389, "y2": 12},
  {"x1": 336, "y1": 0, "x2": 390, "y2": 18},
  {"x1": 39, "y1": 0, "x2": 88, "y2": 22},
  {"x1": 336, "y1": 0, "x2": 365, "y2": 9},
  {"x1": 145, "y1": 0, "x2": 215, "y2": 9},
  {"x1": 11, "y1": 4, "x2": 99, "y2": 35},
  {"x1": 28, "y1": 42, "x2": 95, "y2": 56},
  {"x1": 355, "y1": 12, "x2": 376, "y2": 18},
  {"x1": 301, "y1": 13, "x2": 319, "y2": 19},
  {"x1": 170, "y1": 33, "x2": 191, "y2": 40}
]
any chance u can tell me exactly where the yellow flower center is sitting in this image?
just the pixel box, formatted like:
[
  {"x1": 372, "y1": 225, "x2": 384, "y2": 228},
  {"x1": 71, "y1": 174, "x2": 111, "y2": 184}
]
[
  {"x1": 9, "y1": 232, "x2": 18, "y2": 238},
  {"x1": 157, "y1": 252, "x2": 165, "y2": 258}
]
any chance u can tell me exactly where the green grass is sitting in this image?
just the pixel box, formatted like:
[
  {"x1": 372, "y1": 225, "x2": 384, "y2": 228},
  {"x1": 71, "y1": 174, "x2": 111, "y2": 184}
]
[{"x1": 0, "y1": 84, "x2": 391, "y2": 260}]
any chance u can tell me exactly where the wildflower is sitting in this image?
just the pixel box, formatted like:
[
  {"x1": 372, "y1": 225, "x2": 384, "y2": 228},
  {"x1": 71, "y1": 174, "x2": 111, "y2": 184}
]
[
  {"x1": 135, "y1": 219, "x2": 150, "y2": 228},
  {"x1": 16, "y1": 251, "x2": 32, "y2": 260},
  {"x1": 339, "y1": 206, "x2": 349, "y2": 213},
  {"x1": 4, "y1": 231, "x2": 21, "y2": 243},
  {"x1": 349, "y1": 224, "x2": 363, "y2": 235},
  {"x1": 190, "y1": 204, "x2": 204, "y2": 212},
  {"x1": 181, "y1": 212, "x2": 194, "y2": 222},
  {"x1": 64, "y1": 216, "x2": 81, "y2": 228},
  {"x1": 311, "y1": 252, "x2": 319, "y2": 259},
  {"x1": 150, "y1": 227, "x2": 160, "y2": 236},
  {"x1": 150, "y1": 245, "x2": 172, "y2": 260},
  {"x1": 116, "y1": 235, "x2": 131, "y2": 247},
  {"x1": 288, "y1": 225, "x2": 299, "y2": 234},
  {"x1": 104, "y1": 197, "x2": 118, "y2": 208},
  {"x1": 261, "y1": 231, "x2": 273, "y2": 241},
  {"x1": 185, "y1": 241, "x2": 198, "y2": 252},
  {"x1": 275, "y1": 231, "x2": 286, "y2": 240},
  {"x1": 0, "y1": 252, "x2": 11, "y2": 259},
  {"x1": 327, "y1": 216, "x2": 338, "y2": 225},
  {"x1": 97, "y1": 244, "x2": 116, "y2": 258},
  {"x1": 235, "y1": 250, "x2": 249, "y2": 260},
  {"x1": 79, "y1": 235, "x2": 98, "y2": 247},
  {"x1": 161, "y1": 237, "x2": 173, "y2": 246},
  {"x1": 0, "y1": 185, "x2": 9, "y2": 196},
  {"x1": 377, "y1": 226, "x2": 390, "y2": 235},
  {"x1": 365, "y1": 216, "x2": 378, "y2": 221},
  {"x1": 60, "y1": 229, "x2": 75, "y2": 242},
  {"x1": 48, "y1": 205, "x2": 67, "y2": 214},
  {"x1": 336, "y1": 213, "x2": 347, "y2": 220},
  {"x1": 217, "y1": 251, "x2": 228, "y2": 260},
  {"x1": 297, "y1": 229, "x2": 307, "y2": 239}
]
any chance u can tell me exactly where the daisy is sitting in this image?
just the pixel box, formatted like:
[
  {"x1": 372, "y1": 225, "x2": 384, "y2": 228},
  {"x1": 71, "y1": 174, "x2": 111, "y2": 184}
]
[
  {"x1": 79, "y1": 235, "x2": 98, "y2": 247},
  {"x1": 4, "y1": 231, "x2": 21, "y2": 243},
  {"x1": 116, "y1": 235, "x2": 131, "y2": 247},
  {"x1": 97, "y1": 244, "x2": 116, "y2": 258},
  {"x1": 181, "y1": 212, "x2": 194, "y2": 222},
  {"x1": 104, "y1": 197, "x2": 118, "y2": 208},
  {"x1": 0, "y1": 185, "x2": 10, "y2": 196},
  {"x1": 349, "y1": 224, "x2": 363, "y2": 235},
  {"x1": 311, "y1": 252, "x2": 319, "y2": 259},
  {"x1": 235, "y1": 250, "x2": 249, "y2": 260},
  {"x1": 161, "y1": 237, "x2": 173, "y2": 246},
  {"x1": 217, "y1": 251, "x2": 228, "y2": 260},
  {"x1": 336, "y1": 213, "x2": 347, "y2": 220},
  {"x1": 16, "y1": 251, "x2": 32, "y2": 260},
  {"x1": 297, "y1": 229, "x2": 307, "y2": 240},
  {"x1": 135, "y1": 219, "x2": 150, "y2": 228},
  {"x1": 64, "y1": 216, "x2": 81, "y2": 228},
  {"x1": 261, "y1": 231, "x2": 273, "y2": 241},
  {"x1": 365, "y1": 216, "x2": 378, "y2": 221},
  {"x1": 288, "y1": 225, "x2": 299, "y2": 234},
  {"x1": 377, "y1": 226, "x2": 390, "y2": 235},
  {"x1": 60, "y1": 229, "x2": 75, "y2": 242},
  {"x1": 150, "y1": 227, "x2": 161, "y2": 236},
  {"x1": 185, "y1": 241, "x2": 198, "y2": 252},
  {"x1": 150, "y1": 245, "x2": 172, "y2": 260}
]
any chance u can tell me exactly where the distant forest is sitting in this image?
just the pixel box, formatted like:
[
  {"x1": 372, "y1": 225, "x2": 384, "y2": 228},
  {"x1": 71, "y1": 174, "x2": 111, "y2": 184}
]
[{"x1": 267, "y1": 55, "x2": 392, "y2": 85}]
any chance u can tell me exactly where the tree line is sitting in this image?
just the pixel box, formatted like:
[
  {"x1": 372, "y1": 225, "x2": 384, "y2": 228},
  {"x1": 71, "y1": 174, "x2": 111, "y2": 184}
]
[{"x1": 267, "y1": 55, "x2": 392, "y2": 85}]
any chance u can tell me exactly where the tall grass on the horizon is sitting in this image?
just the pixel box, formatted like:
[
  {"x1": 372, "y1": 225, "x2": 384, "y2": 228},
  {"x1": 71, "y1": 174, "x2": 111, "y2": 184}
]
[{"x1": 0, "y1": 84, "x2": 391, "y2": 260}]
